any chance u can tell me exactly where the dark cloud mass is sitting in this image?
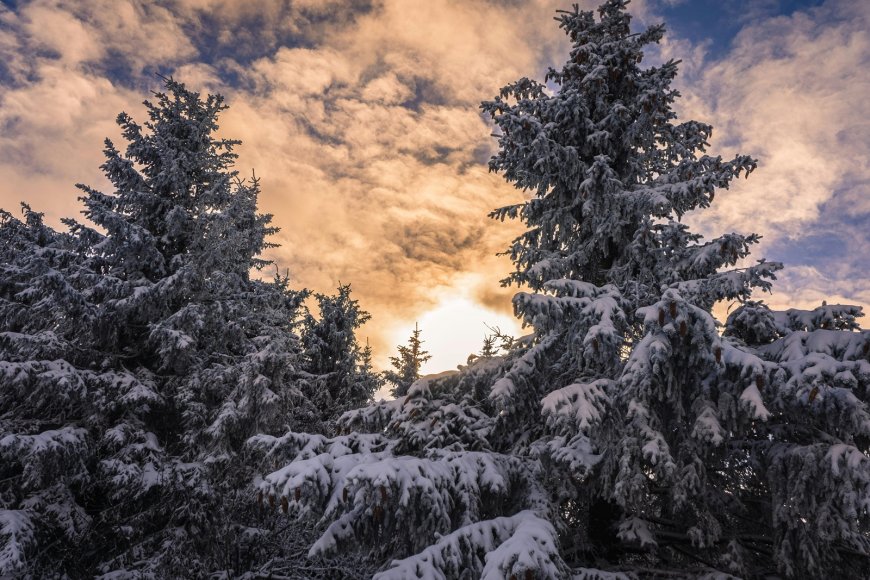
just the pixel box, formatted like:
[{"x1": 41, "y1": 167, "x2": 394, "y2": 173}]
[{"x1": 0, "y1": 0, "x2": 867, "y2": 369}]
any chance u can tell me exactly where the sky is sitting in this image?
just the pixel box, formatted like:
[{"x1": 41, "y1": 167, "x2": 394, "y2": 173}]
[{"x1": 0, "y1": 0, "x2": 867, "y2": 375}]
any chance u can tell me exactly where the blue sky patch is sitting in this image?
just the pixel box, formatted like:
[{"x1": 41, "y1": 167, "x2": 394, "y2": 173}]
[{"x1": 657, "y1": 0, "x2": 826, "y2": 61}]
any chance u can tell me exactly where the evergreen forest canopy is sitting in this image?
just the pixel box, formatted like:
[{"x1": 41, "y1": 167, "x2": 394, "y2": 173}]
[{"x1": 1, "y1": 1, "x2": 869, "y2": 578}]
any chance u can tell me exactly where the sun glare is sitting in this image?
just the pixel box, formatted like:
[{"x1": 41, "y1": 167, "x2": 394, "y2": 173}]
[{"x1": 383, "y1": 296, "x2": 523, "y2": 376}]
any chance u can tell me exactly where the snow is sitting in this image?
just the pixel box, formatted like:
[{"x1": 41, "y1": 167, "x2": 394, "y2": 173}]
[
  {"x1": 738, "y1": 383, "x2": 770, "y2": 421},
  {"x1": 772, "y1": 304, "x2": 863, "y2": 333},
  {"x1": 406, "y1": 370, "x2": 460, "y2": 398},
  {"x1": 617, "y1": 517, "x2": 657, "y2": 548},
  {"x1": 0, "y1": 427, "x2": 90, "y2": 490},
  {"x1": 480, "y1": 512, "x2": 565, "y2": 579},
  {"x1": 2, "y1": 3, "x2": 868, "y2": 577},
  {"x1": 692, "y1": 404, "x2": 726, "y2": 446},
  {"x1": 827, "y1": 443, "x2": 869, "y2": 477},
  {"x1": 372, "y1": 511, "x2": 566, "y2": 580},
  {"x1": 337, "y1": 398, "x2": 405, "y2": 434},
  {"x1": 0, "y1": 510, "x2": 34, "y2": 574},
  {"x1": 531, "y1": 434, "x2": 602, "y2": 476},
  {"x1": 460, "y1": 354, "x2": 505, "y2": 375},
  {"x1": 490, "y1": 333, "x2": 559, "y2": 405},
  {"x1": 541, "y1": 378, "x2": 613, "y2": 433},
  {"x1": 253, "y1": 429, "x2": 532, "y2": 564}
]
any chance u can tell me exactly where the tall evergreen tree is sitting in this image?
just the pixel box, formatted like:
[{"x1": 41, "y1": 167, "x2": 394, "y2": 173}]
[
  {"x1": 301, "y1": 284, "x2": 382, "y2": 419},
  {"x1": 259, "y1": 2, "x2": 869, "y2": 578},
  {"x1": 0, "y1": 79, "x2": 320, "y2": 576},
  {"x1": 479, "y1": 2, "x2": 869, "y2": 576},
  {"x1": 384, "y1": 322, "x2": 432, "y2": 397},
  {"x1": 357, "y1": 339, "x2": 384, "y2": 403}
]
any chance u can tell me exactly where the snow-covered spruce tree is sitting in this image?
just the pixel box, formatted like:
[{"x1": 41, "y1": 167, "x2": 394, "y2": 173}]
[
  {"x1": 0, "y1": 204, "x2": 99, "y2": 576},
  {"x1": 0, "y1": 79, "x2": 324, "y2": 577},
  {"x1": 301, "y1": 284, "x2": 383, "y2": 421},
  {"x1": 719, "y1": 301, "x2": 870, "y2": 577},
  {"x1": 254, "y1": 2, "x2": 869, "y2": 577},
  {"x1": 384, "y1": 322, "x2": 432, "y2": 397},
  {"x1": 477, "y1": 0, "x2": 869, "y2": 577},
  {"x1": 249, "y1": 353, "x2": 547, "y2": 577}
]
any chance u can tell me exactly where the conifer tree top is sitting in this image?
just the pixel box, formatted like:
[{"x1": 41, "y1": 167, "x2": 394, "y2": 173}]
[
  {"x1": 482, "y1": 0, "x2": 760, "y2": 300},
  {"x1": 75, "y1": 78, "x2": 277, "y2": 282}
]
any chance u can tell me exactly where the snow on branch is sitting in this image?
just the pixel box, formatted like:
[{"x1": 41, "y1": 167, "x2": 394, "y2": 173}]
[
  {"x1": 541, "y1": 378, "x2": 614, "y2": 434},
  {"x1": 773, "y1": 304, "x2": 864, "y2": 333},
  {"x1": 768, "y1": 441, "x2": 870, "y2": 576},
  {"x1": 251, "y1": 432, "x2": 533, "y2": 562},
  {"x1": 491, "y1": 333, "x2": 559, "y2": 408},
  {"x1": 373, "y1": 511, "x2": 569, "y2": 580},
  {"x1": 0, "y1": 426, "x2": 89, "y2": 488},
  {"x1": 0, "y1": 510, "x2": 35, "y2": 575},
  {"x1": 531, "y1": 434, "x2": 602, "y2": 478}
]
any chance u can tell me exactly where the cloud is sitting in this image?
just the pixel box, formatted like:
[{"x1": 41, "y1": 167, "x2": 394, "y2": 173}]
[
  {"x1": 200, "y1": 0, "x2": 587, "y2": 356},
  {"x1": 0, "y1": 0, "x2": 200, "y2": 218},
  {"x1": 0, "y1": 0, "x2": 572, "y2": 363},
  {"x1": 1, "y1": 0, "x2": 867, "y2": 367},
  {"x1": 669, "y1": 0, "x2": 870, "y2": 314},
  {"x1": 0, "y1": 65, "x2": 138, "y2": 214},
  {"x1": 767, "y1": 265, "x2": 870, "y2": 313},
  {"x1": 686, "y1": 1, "x2": 869, "y2": 229}
]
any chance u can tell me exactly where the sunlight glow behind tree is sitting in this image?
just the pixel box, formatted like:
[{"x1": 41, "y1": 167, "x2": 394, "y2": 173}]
[{"x1": 379, "y1": 297, "x2": 522, "y2": 378}]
